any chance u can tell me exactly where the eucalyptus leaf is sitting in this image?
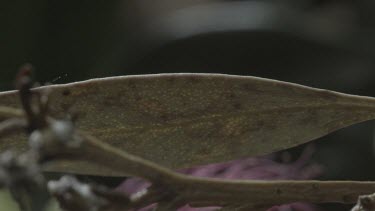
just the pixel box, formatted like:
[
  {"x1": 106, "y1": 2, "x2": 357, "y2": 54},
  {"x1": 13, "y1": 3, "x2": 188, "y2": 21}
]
[{"x1": 0, "y1": 73, "x2": 375, "y2": 176}]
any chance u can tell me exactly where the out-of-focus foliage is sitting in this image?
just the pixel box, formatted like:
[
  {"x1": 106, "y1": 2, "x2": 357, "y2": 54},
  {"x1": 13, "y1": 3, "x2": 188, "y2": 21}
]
[
  {"x1": 0, "y1": 190, "x2": 59, "y2": 211},
  {"x1": 2, "y1": 1, "x2": 375, "y2": 91},
  {"x1": 0, "y1": 190, "x2": 19, "y2": 211}
]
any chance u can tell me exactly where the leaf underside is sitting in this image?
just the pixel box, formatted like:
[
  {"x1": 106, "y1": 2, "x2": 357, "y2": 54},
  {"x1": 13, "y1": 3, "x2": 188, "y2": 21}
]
[{"x1": 0, "y1": 73, "x2": 375, "y2": 176}]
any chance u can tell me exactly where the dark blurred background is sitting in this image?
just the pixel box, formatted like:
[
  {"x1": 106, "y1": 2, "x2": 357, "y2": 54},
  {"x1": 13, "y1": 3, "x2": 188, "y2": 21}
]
[{"x1": 2, "y1": 0, "x2": 375, "y2": 210}]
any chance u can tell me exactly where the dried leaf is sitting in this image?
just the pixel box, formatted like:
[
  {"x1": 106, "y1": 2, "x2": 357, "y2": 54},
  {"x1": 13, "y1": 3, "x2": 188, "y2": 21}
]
[{"x1": 0, "y1": 73, "x2": 374, "y2": 176}]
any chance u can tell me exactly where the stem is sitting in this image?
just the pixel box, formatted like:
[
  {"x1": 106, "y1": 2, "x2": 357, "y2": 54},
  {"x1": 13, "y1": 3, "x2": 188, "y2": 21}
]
[
  {"x1": 0, "y1": 106, "x2": 23, "y2": 119},
  {"x1": 0, "y1": 118, "x2": 27, "y2": 138},
  {"x1": 175, "y1": 177, "x2": 375, "y2": 205},
  {"x1": 44, "y1": 131, "x2": 375, "y2": 207},
  {"x1": 44, "y1": 132, "x2": 182, "y2": 185}
]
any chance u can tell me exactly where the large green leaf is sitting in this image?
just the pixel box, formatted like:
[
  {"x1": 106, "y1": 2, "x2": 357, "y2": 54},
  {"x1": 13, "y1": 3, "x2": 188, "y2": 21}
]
[{"x1": 0, "y1": 73, "x2": 375, "y2": 176}]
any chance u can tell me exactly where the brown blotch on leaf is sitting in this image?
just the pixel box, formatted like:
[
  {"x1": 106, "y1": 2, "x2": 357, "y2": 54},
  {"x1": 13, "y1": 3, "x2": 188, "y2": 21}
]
[{"x1": 62, "y1": 89, "x2": 71, "y2": 96}]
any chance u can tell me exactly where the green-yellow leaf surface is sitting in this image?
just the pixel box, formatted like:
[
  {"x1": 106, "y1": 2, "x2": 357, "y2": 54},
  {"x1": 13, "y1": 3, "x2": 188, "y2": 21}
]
[{"x1": 1, "y1": 74, "x2": 375, "y2": 176}]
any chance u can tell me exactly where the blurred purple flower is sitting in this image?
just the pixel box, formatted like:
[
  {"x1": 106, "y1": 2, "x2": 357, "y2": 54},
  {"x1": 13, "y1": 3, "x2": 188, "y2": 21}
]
[{"x1": 117, "y1": 144, "x2": 323, "y2": 211}]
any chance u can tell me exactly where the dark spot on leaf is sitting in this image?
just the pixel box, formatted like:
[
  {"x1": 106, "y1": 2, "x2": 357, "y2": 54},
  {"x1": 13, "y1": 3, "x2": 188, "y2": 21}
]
[
  {"x1": 257, "y1": 120, "x2": 265, "y2": 128},
  {"x1": 214, "y1": 168, "x2": 226, "y2": 175},
  {"x1": 233, "y1": 103, "x2": 242, "y2": 110},
  {"x1": 276, "y1": 188, "x2": 282, "y2": 195},
  {"x1": 62, "y1": 89, "x2": 71, "y2": 96},
  {"x1": 159, "y1": 114, "x2": 168, "y2": 122}
]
